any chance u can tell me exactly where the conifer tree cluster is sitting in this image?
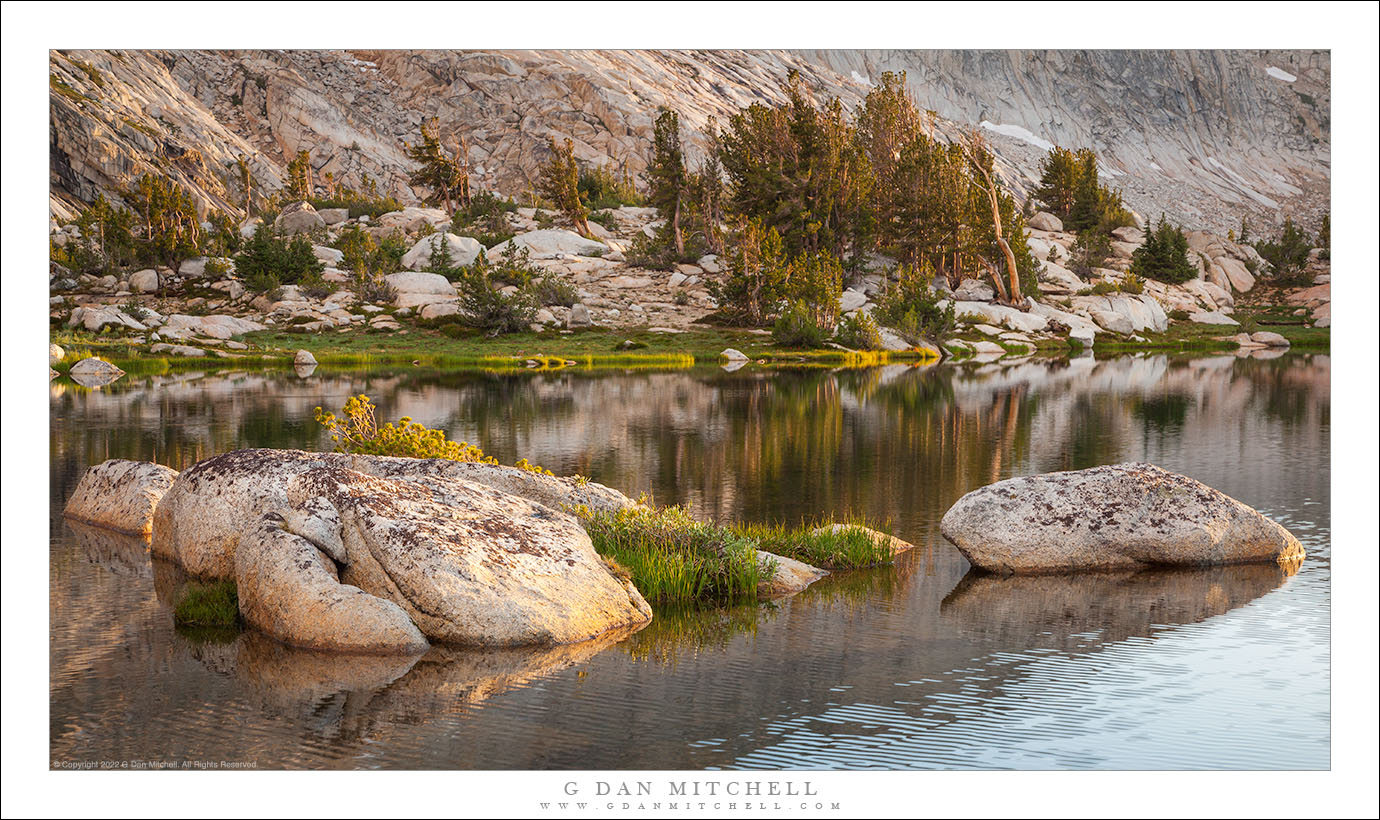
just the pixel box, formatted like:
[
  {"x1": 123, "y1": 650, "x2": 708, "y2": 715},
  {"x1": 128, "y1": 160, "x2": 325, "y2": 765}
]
[
  {"x1": 1129, "y1": 215, "x2": 1197, "y2": 285},
  {"x1": 1035, "y1": 146, "x2": 1133, "y2": 233},
  {"x1": 1252, "y1": 216, "x2": 1313, "y2": 283},
  {"x1": 286, "y1": 150, "x2": 314, "y2": 201},
  {"x1": 640, "y1": 107, "x2": 728, "y2": 262},
  {"x1": 53, "y1": 175, "x2": 215, "y2": 276},
  {"x1": 651, "y1": 71, "x2": 1041, "y2": 334}
]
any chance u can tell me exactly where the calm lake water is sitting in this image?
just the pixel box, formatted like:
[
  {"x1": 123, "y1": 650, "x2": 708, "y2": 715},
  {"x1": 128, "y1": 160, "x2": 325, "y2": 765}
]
[{"x1": 49, "y1": 352, "x2": 1330, "y2": 770}]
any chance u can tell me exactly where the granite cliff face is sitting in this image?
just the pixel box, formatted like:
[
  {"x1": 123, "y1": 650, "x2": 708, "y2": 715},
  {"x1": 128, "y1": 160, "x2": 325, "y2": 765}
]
[{"x1": 49, "y1": 48, "x2": 1329, "y2": 234}]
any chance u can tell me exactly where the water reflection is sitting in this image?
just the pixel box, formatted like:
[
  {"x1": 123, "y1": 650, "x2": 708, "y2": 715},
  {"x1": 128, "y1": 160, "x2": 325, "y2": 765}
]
[
  {"x1": 940, "y1": 563, "x2": 1297, "y2": 649},
  {"x1": 49, "y1": 353, "x2": 1330, "y2": 769}
]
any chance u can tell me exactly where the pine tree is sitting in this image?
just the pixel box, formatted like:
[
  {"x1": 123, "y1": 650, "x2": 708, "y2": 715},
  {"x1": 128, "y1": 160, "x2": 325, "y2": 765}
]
[
  {"x1": 705, "y1": 219, "x2": 790, "y2": 326},
  {"x1": 856, "y1": 72, "x2": 925, "y2": 258},
  {"x1": 1254, "y1": 217, "x2": 1312, "y2": 282},
  {"x1": 286, "y1": 150, "x2": 313, "y2": 201},
  {"x1": 1035, "y1": 146, "x2": 1078, "y2": 219},
  {"x1": 537, "y1": 137, "x2": 591, "y2": 238},
  {"x1": 1065, "y1": 149, "x2": 1102, "y2": 232},
  {"x1": 646, "y1": 107, "x2": 688, "y2": 256},
  {"x1": 405, "y1": 120, "x2": 467, "y2": 217},
  {"x1": 123, "y1": 174, "x2": 203, "y2": 268},
  {"x1": 717, "y1": 72, "x2": 873, "y2": 259}
]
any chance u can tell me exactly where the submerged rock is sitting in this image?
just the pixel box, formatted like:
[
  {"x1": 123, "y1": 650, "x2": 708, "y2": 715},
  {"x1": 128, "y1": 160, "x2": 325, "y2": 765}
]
[
  {"x1": 940, "y1": 463, "x2": 1304, "y2": 574},
  {"x1": 757, "y1": 551, "x2": 828, "y2": 598},
  {"x1": 64, "y1": 459, "x2": 179, "y2": 536}
]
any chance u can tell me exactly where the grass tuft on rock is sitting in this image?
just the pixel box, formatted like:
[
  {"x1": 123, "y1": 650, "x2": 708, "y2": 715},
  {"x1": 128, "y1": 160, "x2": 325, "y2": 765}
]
[
  {"x1": 731, "y1": 520, "x2": 896, "y2": 570},
  {"x1": 577, "y1": 506, "x2": 900, "y2": 607},
  {"x1": 576, "y1": 505, "x2": 768, "y2": 608},
  {"x1": 173, "y1": 580, "x2": 240, "y2": 629}
]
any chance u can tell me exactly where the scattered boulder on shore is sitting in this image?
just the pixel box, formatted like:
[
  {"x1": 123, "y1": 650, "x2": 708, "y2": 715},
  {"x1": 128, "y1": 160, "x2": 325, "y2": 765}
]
[
  {"x1": 293, "y1": 349, "x2": 317, "y2": 366},
  {"x1": 1249, "y1": 331, "x2": 1290, "y2": 348},
  {"x1": 64, "y1": 459, "x2": 179, "y2": 536},
  {"x1": 488, "y1": 228, "x2": 607, "y2": 258},
  {"x1": 49, "y1": 343, "x2": 65, "y2": 365},
  {"x1": 1028, "y1": 211, "x2": 1064, "y2": 232},
  {"x1": 566, "y1": 303, "x2": 592, "y2": 328},
  {"x1": 940, "y1": 462, "x2": 1305, "y2": 574}
]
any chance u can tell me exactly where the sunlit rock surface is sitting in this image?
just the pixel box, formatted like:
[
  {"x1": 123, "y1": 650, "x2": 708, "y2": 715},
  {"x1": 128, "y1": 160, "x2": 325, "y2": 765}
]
[
  {"x1": 941, "y1": 462, "x2": 1305, "y2": 574},
  {"x1": 64, "y1": 459, "x2": 178, "y2": 536}
]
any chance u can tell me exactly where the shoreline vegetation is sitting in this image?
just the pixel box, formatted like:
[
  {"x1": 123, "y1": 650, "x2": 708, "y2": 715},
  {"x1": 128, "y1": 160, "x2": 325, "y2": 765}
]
[{"x1": 49, "y1": 309, "x2": 1327, "y2": 381}]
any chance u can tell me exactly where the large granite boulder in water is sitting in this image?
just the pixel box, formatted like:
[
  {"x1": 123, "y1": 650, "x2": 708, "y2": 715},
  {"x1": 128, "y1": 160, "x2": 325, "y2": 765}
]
[
  {"x1": 940, "y1": 463, "x2": 1304, "y2": 574},
  {"x1": 236, "y1": 508, "x2": 430, "y2": 654},
  {"x1": 149, "y1": 449, "x2": 651, "y2": 652},
  {"x1": 64, "y1": 459, "x2": 179, "y2": 535},
  {"x1": 150, "y1": 449, "x2": 635, "y2": 579},
  {"x1": 252, "y1": 466, "x2": 652, "y2": 648}
]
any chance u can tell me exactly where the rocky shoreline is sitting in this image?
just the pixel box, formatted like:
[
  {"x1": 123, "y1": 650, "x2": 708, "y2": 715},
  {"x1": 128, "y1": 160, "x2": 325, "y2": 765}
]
[{"x1": 49, "y1": 200, "x2": 1329, "y2": 376}]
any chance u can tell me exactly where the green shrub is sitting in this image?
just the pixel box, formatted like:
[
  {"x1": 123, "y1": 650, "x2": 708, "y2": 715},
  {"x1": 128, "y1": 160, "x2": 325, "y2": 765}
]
[
  {"x1": 772, "y1": 300, "x2": 831, "y2": 348},
  {"x1": 455, "y1": 267, "x2": 537, "y2": 335},
  {"x1": 835, "y1": 311, "x2": 884, "y2": 350},
  {"x1": 626, "y1": 230, "x2": 680, "y2": 271},
  {"x1": 578, "y1": 164, "x2": 643, "y2": 210},
  {"x1": 1129, "y1": 214, "x2": 1197, "y2": 285},
  {"x1": 1069, "y1": 229, "x2": 1111, "y2": 279},
  {"x1": 529, "y1": 271, "x2": 578, "y2": 307},
  {"x1": 1254, "y1": 217, "x2": 1312, "y2": 284},
  {"x1": 235, "y1": 225, "x2": 323, "y2": 290},
  {"x1": 871, "y1": 262, "x2": 955, "y2": 341},
  {"x1": 589, "y1": 210, "x2": 619, "y2": 234}
]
